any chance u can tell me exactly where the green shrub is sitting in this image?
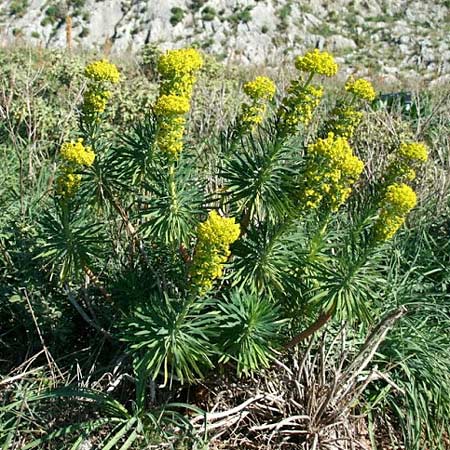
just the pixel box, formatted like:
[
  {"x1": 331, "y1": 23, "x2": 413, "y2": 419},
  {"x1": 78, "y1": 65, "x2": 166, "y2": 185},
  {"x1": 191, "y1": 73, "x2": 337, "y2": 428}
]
[
  {"x1": 42, "y1": 2, "x2": 66, "y2": 26},
  {"x1": 1, "y1": 44, "x2": 449, "y2": 450},
  {"x1": 228, "y1": 6, "x2": 253, "y2": 25},
  {"x1": 170, "y1": 6, "x2": 185, "y2": 26},
  {"x1": 79, "y1": 26, "x2": 89, "y2": 37},
  {"x1": 8, "y1": 0, "x2": 29, "y2": 17},
  {"x1": 189, "y1": 0, "x2": 208, "y2": 13},
  {"x1": 217, "y1": 291, "x2": 285, "y2": 376},
  {"x1": 201, "y1": 5, "x2": 216, "y2": 21}
]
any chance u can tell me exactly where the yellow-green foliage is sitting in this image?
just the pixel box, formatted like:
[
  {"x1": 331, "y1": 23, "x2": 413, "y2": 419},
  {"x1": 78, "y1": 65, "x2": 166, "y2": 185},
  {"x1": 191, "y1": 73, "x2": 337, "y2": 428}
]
[
  {"x1": 324, "y1": 105, "x2": 363, "y2": 139},
  {"x1": 56, "y1": 171, "x2": 82, "y2": 198},
  {"x1": 323, "y1": 78, "x2": 375, "y2": 139},
  {"x1": 83, "y1": 59, "x2": 120, "y2": 116},
  {"x1": 84, "y1": 59, "x2": 121, "y2": 84},
  {"x1": 190, "y1": 211, "x2": 240, "y2": 293},
  {"x1": 83, "y1": 89, "x2": 112, "y2": 115},
  {"x1": 295, "y1": 49, "x2": 338, "y2": 77},
  {"x1": 278, "y1": 83, "x2": 324, "y2": 131},
  {"x1": 302, "y1": 132, "x2": 364, "y2": 210},
  {"x1": 276, "y1": 50, "x2": 339, "y2": 134},
  {"x1": 156, "y1": 116, "x2": 187, "y2": 158},
  {"x1": 240, "y1": 76, "x2": 276, "y2": 131},
  {"x1": 345, "y1": 77, "x2": 376, "y2": 102},
  {"x1": 386, "y1": 141, "x2": 429, "y2": 183},
  {"x1": 154, "y1": 48, "x2": 204, "y2": 159},
  {"x1": 56, "y1": 139, "x2": 95, "y2": 197},
  {"x1": 375, "y1": 183, "x2": 417, "y2": 241}
]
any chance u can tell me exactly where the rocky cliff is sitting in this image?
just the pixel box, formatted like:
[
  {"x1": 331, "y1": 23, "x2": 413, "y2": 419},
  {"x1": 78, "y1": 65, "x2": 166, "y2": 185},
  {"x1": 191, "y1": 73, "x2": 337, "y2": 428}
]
[{"x1": 2, "y1": 0, "x2": 450, "y2": 81}]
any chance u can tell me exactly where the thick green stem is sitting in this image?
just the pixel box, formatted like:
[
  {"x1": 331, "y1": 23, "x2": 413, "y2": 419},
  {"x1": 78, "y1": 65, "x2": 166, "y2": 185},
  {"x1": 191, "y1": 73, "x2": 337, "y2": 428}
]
[
  {"x1": 303, "y1": 71, "x2": 315, "y2": 89},
  {"x1": 168, "y1": 160, "x2": 178, "y2": 211}
]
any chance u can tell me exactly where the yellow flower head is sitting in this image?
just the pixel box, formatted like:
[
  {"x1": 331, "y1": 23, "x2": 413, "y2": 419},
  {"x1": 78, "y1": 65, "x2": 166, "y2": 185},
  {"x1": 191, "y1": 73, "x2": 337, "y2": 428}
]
[
  {"x1": 197, "y1": 211, "x2": 240, "y2": 248},
  {"x1": 374, "y1": 183, "x2": 417, "y2": 241},
  {"x1": 190, "y1": 211, "x2": 240, "y2": 293},
  {"x1": 240, "y1": 103, "x2": 267, "y2": 129},
  {"x1": 156, "y1": 116, "x2": 187, "y2": 158},
  {"x1": 243, "y1": 76, "x2": 276, "y2": 101},
  {"x1": 324, "y1": 105, "x2": 363, "y2": 139},
  {"x1": 295, "y1": 49, "x2": 338, "y2": 77},
  {"x1": 303, "y1": 133, "x2": 364, "y2": 210},
  {"x1": 153, "y1": 94, "x2": 190, "y2": 158},
  {"x1": 56, "y1": 171, "x2": 82, "y2": 198},
  {"x1": 158, "y1": 48, "x2": 204, "y2": 78},
  {"x1": 154, "y1": 94, "x2": 191, "y2": 116},
  {"x1": 157, "y1": 48, "x2": 203, "y2": 98},
  {"x1": 60, "y1": 139, "x2": 95, "y2": 167},
  {"x1": 309, "y1": 133, "x2": 364, "y2": 177},
  {"x1": 84, "y1": 59, "x2": 120, "y2": 84},
  {"x1": 83, "y1": 89, "x2": 112, "y2": 114},
  {"x1": 345, "y1": 77, "x2": 376, "y2": 102},
  {"x1": 383, "y1": 183, "x2": 417, "y2": 215},
  {"x1": 239, "y1": 76, "x2": 275, "y2": 132},
  {"x1": 278, "y1": 83, "x2": 324, "y2": 132},
  {"x1": 385, "y1": 142, "x2": 428, "y2": 184},
  {"x1": 397, "y1": 142, "x2": 428, "y2": 163},
  {"x1": 374, "y1": 214, "x2": 406, "y2": 241}
]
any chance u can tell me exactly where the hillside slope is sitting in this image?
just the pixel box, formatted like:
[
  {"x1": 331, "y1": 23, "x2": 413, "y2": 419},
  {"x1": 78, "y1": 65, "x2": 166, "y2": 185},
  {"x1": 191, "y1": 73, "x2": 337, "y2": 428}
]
[{"x1": 1, "y1": 0, "x2": 450, "y2": 81}]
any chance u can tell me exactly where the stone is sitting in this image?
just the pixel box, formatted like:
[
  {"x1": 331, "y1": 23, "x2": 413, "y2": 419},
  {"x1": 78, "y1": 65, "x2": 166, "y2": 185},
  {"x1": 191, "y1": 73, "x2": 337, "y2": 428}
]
[
  {"x1": 430, "y1": 74, "x2": 450, "y2": 86},
  {"x1": 399, "y1": 44, "x2": 410, "y2": 55},
  {"x1": 399, "y1": 35, "x2": 411, "y2": 45},
  {"x1": 327, "y1": 35, "x2": 357, "y2": 51}
]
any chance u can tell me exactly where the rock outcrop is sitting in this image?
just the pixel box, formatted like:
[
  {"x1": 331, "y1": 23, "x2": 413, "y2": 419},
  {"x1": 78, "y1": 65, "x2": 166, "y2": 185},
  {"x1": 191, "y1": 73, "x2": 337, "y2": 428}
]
[{"x1": 1, "y1": 0, "x2": 450, "y2": 79}]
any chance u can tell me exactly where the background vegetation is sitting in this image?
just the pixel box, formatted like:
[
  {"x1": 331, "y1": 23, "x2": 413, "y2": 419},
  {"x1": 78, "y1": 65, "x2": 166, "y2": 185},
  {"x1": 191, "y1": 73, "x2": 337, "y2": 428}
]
[{"x1": 1, "y1": 44, "x2": 449, "y2": 449}]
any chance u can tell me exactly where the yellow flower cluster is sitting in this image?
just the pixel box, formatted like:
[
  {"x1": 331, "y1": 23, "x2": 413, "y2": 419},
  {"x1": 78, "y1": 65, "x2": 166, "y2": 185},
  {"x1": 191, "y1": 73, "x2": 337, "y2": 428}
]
[
  {"x1": 84, "y1": 59, "x2": 121, "y2": 84},
  {"x1": 374, "y1": 183, "x2": 417, "y2": 241},
  {"x1": 83, "y1": 89, "x2": 112, "y2": 115},
  {"x1": 83, "y1": 59, "x2": 120, "y2": 116},
  {"x1": 157, "y1": 48, "x2": 204, "y2": 98},
  {"x1": 153, "y1": 94, "x2": 191, "y2": 116},
  {"x1": 295, "y1": 49, "x2": 338, "y2": 77},
  {"x1": 56, "y1": 172, "x2": 82, "y2": 198},
  {"x1": 56, "y1": 139, "x2": 95, "y2": 197},
  {"x1": 277, "y1": 51, "x2": 338, "y2": 135},
  {"x1": 397, "y1": 142, "x2": 428, "y2": 163},
  {"x1": 302, "y1": 133, "x2": 364, "y2": 210},
  {"x1": 190, "y1": 211, "x2": 240, "y2": 293},
  {"x1": 323, "y1": 105, "x2": 363, "y2": 139},
  {"x1": 278, "y1": 82, "x2": 323, "y2": 132},
  {"x1": 155, "y1": 48, "x2": 203, "y2": 158},
  {"x1": 345, "y1": 77, "x2": 376, "y2": 102},
  {"x1": 158, "y1": 48, "x2": 204, "y2": 79},
  {"x1": 60, "y1": 139, "x2": 95, "y2": 166},
  {"x1": 243, "y1": 76, "x2": 276, "y2": 101},
  {"x1": 386, "y1": 141, "x2": 429, "y2": 183},
  {"x1": 156, "y1": 117, "x2": 186, "y2": 157},
  {"x1": 240, "y1": 76, "x2": 276, "y2": 131}
]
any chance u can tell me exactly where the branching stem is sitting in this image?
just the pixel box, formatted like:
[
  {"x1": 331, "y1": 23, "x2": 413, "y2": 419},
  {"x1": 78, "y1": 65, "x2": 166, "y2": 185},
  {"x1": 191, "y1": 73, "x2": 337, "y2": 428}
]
[{"x1": 283, "y1": 311, "x2": 333, "y2": 351}]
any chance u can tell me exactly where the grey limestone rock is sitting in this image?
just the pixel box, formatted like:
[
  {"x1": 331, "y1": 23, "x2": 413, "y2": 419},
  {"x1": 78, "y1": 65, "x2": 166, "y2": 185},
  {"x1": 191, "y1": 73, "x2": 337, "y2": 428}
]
[{"x1": 0, "y1": 0, "x2": 449, "y2": 78}]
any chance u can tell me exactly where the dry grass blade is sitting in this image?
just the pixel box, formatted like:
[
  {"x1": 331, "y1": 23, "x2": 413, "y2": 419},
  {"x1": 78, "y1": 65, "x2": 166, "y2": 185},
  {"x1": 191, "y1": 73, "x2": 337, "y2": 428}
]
[{"x1": 189, "y1": 309, "x2": 406, "y2": 449}]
